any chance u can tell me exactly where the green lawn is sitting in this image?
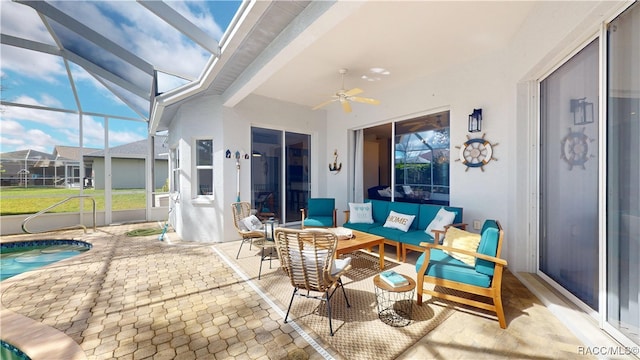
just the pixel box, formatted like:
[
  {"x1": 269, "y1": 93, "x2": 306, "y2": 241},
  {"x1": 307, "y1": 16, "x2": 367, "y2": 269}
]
[{"x1": 0, "y1": 187, "x2": 148, "y2": 216}]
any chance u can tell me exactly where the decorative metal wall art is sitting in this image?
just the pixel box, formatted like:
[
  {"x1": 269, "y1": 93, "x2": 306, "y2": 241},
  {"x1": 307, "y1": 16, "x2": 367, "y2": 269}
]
[{"x1": 329, "y1": 149, "x2": 342, "y2": 173}]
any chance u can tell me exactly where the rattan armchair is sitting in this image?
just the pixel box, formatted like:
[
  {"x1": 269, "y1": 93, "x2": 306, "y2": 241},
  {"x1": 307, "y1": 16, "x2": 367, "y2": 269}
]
[
  {"x1": 273, "y1": 228, "x2": 351, "y2": 336},
  {"x1": 231, "y1": 202, "x2": 265, "y2": 259}
]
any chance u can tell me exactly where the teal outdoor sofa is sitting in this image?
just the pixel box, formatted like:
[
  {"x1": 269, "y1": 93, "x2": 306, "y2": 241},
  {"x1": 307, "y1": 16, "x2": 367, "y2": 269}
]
[
  {"x1": 342, "y1": 199, "x2": 463, "y2": 262},
  {"x1": 415, "y1": 219, "x2": 508, "y2": 328}
]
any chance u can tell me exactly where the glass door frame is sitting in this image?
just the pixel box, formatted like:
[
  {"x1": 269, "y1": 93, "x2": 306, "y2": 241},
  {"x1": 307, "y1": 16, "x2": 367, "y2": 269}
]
[{"x1": 250, "y1": 126, "x2": 311, "y2": 226}]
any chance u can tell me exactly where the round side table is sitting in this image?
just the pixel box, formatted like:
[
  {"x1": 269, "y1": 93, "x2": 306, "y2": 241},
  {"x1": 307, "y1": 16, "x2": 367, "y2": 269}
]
[{"x1": 373, "y1": 273, "x2": 416, "y2": 327}]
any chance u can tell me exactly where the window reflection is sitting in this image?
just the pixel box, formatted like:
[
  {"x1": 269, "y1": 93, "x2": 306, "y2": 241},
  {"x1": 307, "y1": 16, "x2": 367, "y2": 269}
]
[{"x1": 363, "y1": 111, "x2": 450, "y2": 205}]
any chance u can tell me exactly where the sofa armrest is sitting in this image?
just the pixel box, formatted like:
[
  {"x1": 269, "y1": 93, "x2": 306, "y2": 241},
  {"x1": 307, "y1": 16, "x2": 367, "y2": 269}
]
[
  {"x1": 431, "y1": 223, "x2": 467, "y2": 243},
  {"x1": 418, "y1": 242, "x2": 508, "y2": 266},
  {"x1": 343, "y1": 210, "x2": 350, "y2": 224}
]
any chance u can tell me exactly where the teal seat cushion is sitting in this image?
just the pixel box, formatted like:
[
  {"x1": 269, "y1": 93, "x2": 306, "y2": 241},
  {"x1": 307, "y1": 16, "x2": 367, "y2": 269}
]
[
  {"x1": 367, "y1": 226, "x2": 405, "y2": 242},
  {"x1": 399, "y1": 231, "x2": 434, "y2": 247},
  {"x1": 307, "y1": 198, "x2": 335, "y2": 216},
  {"x1": 303, "y1": 216, "x2": 334, "y2": 227},
  {"x1": 343, "y1": 222, "x2": 381, "y2": 232},
  {"x1": 475, "y1": 220, "x2": 500, "y2": 276},
  {"x1": 416, "y1": 249, "x2": 491, "y2": 288}
]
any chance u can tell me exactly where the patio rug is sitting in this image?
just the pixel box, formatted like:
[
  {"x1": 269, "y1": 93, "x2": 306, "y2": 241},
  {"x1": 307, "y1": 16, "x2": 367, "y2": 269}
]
[{"x1": 217, "y1": 240, "x2": 456, "y2": 360}]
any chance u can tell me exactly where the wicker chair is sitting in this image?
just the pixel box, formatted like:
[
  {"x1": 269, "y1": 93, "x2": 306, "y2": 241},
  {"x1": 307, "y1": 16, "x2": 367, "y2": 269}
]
[
  {"x1": 231, "y1": 202, "x2": 265, "y2": 259},
  {"x1": 274, "y1": 228, "x2": 351, "y2": 336}
]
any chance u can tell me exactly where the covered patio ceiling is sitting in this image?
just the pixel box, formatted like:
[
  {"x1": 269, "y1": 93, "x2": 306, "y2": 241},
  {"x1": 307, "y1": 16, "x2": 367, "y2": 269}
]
[{"x1": 153, "y1": 0, "x2": 542, "y2": 131}]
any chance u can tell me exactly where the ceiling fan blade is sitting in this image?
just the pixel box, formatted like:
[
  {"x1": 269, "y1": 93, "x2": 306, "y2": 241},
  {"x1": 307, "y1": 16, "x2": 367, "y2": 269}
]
[
  {"x1": 343, "y1": 87, "x2": 363, "y2": 97},
  {"x1": 311, "y1": 99, "x2": 336, "y2": 111},
  {"x1": 340, "y1": 99, "x2": 352, "y2": 113},
  {"x1": 350, "y1": 96, "x2": 380, "y2": 105}
]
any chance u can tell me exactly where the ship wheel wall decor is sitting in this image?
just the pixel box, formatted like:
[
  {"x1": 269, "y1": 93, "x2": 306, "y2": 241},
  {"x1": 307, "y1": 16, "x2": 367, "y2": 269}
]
[
  {"x1": 455, "y1": 133, "x2": 498, "y2": 172},
  {"x1": 560, "y1": 127, "x2": 595, "y2": 170}
]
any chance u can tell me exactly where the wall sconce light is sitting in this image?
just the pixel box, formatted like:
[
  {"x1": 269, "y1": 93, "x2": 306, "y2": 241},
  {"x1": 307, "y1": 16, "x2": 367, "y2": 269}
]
[
  {"x1": 468, "y1": 108, "x2": 482, "y2": 132},
  {"x1": 570, "y1": 97, "x2": 594, "y2": 125}
]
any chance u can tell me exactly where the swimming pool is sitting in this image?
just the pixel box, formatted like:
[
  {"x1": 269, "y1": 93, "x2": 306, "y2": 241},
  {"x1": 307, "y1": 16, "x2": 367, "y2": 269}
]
[
  {"x1": 0, "y1": 240, "x2": 92, "y2": 281},
  {"x1": 0, "y1": 339, "x2": 31, "y2": 360}
]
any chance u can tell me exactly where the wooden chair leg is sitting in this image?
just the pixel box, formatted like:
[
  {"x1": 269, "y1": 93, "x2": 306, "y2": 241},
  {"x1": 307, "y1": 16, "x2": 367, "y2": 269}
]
[{"x1": 494, "y1": 292, "x2": 507, "y2": 329}]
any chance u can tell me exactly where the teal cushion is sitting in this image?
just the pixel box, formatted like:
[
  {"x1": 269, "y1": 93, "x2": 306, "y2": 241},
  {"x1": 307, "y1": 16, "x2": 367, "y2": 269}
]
[
  {"x1": 399, "y1": 231, "x2": 434, "y2": 247},
  {"x1": 417, "y1": 205, "x2": 441, "y2": 229},
  {"x1": 303, "y1": 216, "x2": 334, "y2": 227},
  {"x1": 307, "y1": 198, "x2": 334, "y2": 216},
  {"x1": 416, "y1": 250, "x2": 491, "y2": 288},
  {"x1": 369, "y1": 200, "x2": 390, "y2": 223},
  {"x1": 367, "y1": 225, "x2": 405, "y2": 241},
  {"x1": 475, "y1": 220, "x2": 500, "y2": 276},
  {"x1": 343, "y1": 222, "x2": 381, "y2": 233}
]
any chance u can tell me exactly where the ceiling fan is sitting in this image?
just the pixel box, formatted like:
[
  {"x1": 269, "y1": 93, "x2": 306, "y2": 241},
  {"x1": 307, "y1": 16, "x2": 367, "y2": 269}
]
[{"x1": 312, "y1": 68, "x2": 380, "y2": 113}]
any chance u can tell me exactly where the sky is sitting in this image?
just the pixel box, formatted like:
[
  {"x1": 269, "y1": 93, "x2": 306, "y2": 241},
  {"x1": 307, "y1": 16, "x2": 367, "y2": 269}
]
[{"x1": 0, "y1": 0, "x2": 241, "y2": 154}]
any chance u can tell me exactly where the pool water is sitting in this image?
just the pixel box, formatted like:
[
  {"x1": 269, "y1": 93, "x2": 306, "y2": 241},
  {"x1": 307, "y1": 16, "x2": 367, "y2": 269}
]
[
  {"x1": 1, "y1": 240, "x2": 91, "y2": 281},
  {"x1": 0, "y1": 339, "x2": 31, "y2": 360}
]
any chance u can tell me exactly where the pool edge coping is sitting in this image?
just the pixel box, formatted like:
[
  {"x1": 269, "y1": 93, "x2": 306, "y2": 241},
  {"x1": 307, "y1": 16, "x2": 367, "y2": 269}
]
[{"x1": 0, "y1": 308, "x2": 87, "y2": 360}]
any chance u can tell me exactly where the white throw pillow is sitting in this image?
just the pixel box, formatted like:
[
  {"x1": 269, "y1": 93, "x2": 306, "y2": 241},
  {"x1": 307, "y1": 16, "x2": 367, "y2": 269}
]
[
  {"x1": 425, "y1": 208, "x2": 456, "y2": 236},
  {"x1": 237, "y1": 220, "x2": 249, "y2": 231},
  {"x1": 377, "y1": 187, "x2": 392, "y2": 197},
  {"x1": 241, "y1": 215, "x2": 263, "y2": 231},
  {"x1": 349, "y1": 202, "x2": 374, "y2": 224},
  {"x1": 383, "y1": 210, "x2": 415, "y2": 232},
  {"x1": 294, "y1": 249, "x2": 351, "y2": 275}
]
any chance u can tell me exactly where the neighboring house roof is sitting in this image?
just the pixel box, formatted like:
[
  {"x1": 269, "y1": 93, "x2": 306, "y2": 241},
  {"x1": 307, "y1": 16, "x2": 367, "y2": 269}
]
[
  {"x1": 53, "y1": 146, "x2": 101, "y2": 161},
  {"x1": 86, "y1": 137, "x2": 168, "y2": 160},
  {"x1": 0, "y1": 149, "x2": 64, "y2": 173},
  {"x1": 0, "y1": 149, "x2": 55, "y2": 162}
]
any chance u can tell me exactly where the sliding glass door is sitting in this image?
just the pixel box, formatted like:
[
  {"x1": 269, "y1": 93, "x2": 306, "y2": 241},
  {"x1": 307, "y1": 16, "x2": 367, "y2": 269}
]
[
  {"x1": 539, "y1": 39, "x2": 599, "y2": 310},
  {"x1": 607, "y1": 3, "x2": 639, "y2": 345},
  {"x1": 251, "y1": 127, "x2": 310, "y2": 225}
]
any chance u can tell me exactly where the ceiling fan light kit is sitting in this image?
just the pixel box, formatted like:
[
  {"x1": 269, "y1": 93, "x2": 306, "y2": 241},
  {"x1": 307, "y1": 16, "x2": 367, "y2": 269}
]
[{"x1": 312, "y1": 68, "x2": 381, "y2": 113}]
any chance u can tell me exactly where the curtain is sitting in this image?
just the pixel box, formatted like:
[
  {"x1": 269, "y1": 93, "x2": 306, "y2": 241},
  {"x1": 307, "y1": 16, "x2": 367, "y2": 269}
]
[{"x1": 353, "y1": 129, "x2": 364, "y2": 202}]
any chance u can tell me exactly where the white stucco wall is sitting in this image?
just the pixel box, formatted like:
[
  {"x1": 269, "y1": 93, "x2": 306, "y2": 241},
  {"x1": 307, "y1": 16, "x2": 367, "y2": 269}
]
[
  {"x1": 321, "y1": 1, "x2": 628, "y2": 272},
  {"x1": 168, "y1": 95, "x2": 224, "y2": 242},
  {"x1": 166, "y1": 1, "x2": 630, "y2": 271},
  {"x1": 168, "y1": 94, "x2": 327, "y2": 242},
  {"x1": 222, "y1": 95, "x2": 328, "y2": 243}
]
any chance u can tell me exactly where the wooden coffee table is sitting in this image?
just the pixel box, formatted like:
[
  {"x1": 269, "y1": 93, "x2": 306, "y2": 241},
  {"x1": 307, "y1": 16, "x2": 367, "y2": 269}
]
[{"x1": 335, "y1": 230, "x2": 385, "y2": 269}]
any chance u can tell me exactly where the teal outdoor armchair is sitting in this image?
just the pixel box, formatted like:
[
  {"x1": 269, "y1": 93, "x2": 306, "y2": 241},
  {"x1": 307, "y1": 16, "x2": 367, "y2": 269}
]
[{"x1": 301, "y1": 198, "x2": 337, "y2": 229}]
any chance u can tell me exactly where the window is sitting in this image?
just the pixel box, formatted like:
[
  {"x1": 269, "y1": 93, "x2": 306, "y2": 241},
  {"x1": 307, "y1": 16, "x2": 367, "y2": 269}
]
[
  {"x1": 361, "y1": 110, "x2": 450, "y2": 205},
  {"x1": 194, "y1": 139, "x2": 213, "y2": 196},
  {"x1": 394, "y1": 111, "x2": 450, "y2": 204},
  {"x1": 171, "y1": 146, "x2": 180, "y2": 193}
]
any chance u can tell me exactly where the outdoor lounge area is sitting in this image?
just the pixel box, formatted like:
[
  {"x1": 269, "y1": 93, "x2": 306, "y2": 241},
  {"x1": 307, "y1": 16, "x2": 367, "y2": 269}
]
[
  {"x1": 2, "y1": 0, "x2": 639, "y2": 358},
  {"x1": 0, "y1": 223, "x2": 619, "y2": 360}
]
